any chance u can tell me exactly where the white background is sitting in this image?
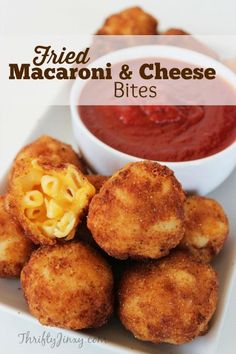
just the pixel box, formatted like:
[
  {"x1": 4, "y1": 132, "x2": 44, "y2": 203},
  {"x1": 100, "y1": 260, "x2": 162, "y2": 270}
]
[{"x1": 0, "y1": 1, "x2": 236, "y2": 353}]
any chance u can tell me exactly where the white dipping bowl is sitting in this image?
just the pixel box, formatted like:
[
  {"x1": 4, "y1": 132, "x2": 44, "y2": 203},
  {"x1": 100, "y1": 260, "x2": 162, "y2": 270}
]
[{"x1": 70, "y1": 45, "x2": 236, "y2": 195}]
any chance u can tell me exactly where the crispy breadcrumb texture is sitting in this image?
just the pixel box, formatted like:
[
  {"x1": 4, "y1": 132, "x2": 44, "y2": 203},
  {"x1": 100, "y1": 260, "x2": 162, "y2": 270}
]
[
  {"x1": 88, "y1": 161, "x2": 185, "y2": 260},
  {"x1": 6, "y1": 158, "x2": 95, "y2": 245},
  {"x1": 179, "y1": 196, "x2": 229, "y2": 263},
  {"x1": 119, "y1": 251, "x2": 218, "y2": 344},
  {"x1": 0, "y1": 196, "x2": 34, "y2": 277},
  {"x1": 163, "y1": 28, "x2": 189, "y2": 35},
  {"x1": 10, "y1": 135, "x2": 86, "y2": 176},
  {"x1": 97, "y1": 7, "x2": 158, "y2": 35},
  {"x1": 21, "y1": 242, "x2": 114, "y2": 329}
]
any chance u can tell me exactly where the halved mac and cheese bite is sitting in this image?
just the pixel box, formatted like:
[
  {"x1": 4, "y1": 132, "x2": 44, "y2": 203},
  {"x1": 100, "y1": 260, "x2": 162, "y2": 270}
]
[
  {"x1": 0, "y1": 196, "x2": 34, "y2": 277},
  {"x1": 6, "y1": 158, "x2": 95, "y2": 245}
]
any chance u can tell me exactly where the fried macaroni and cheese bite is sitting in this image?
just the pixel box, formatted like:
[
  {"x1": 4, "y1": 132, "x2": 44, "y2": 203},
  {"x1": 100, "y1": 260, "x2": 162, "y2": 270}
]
[
  {"x1": 88, "y1": 161, "x2": 185, "y2": 260},
  {"x1": 97, "y1": 7, "x2": 158, "y2": 35},
  {"x1": 11, "y1": 135, "x2": 86, "y2": 173},
  {"x1": 119, "y1": 252, "x2": 218, "y2": 345},
  {"x1": 6, "y1": 158, "x2": 95, "y2": 245},
  {"x1": 21, "y1": 242, "x2": 114, "y2": 329},
  {"x1": 179, "y1": 196, "x2": 229, "y2": 263},
  {"x1": 0, "y1": 196, "x2": 34, "y2": 277},
  {"x1": 163, "y1": 28, "x2": 189, "y2": 35}
]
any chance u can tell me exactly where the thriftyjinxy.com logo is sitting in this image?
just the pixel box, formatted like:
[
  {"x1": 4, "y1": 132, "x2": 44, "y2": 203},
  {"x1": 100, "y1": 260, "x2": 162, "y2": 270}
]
[{"x1": 18, "y1": 330, "x2": 107, "y2": 349}]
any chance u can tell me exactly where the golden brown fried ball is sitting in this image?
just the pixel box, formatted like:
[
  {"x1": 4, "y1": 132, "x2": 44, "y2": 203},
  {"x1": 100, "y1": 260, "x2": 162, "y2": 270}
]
[
  {"x1": 88, "y1": 161, "x2": 185, "y2": 260},
  {"x1": 21, "y1": 242, "x2": 114, "y2": 329},
  {"x1": 6, "y1": 158, "x2": 95, "y2": 245},
  {"x1": 97, "y1": 7, "x2": 158, "y2": 35},
  {"x1": 86, "y1": 175, "x2": 109, "y2": 192},
  {"x1": 0, "y1": 196, "x2": 34, "y2": 277},
  {"x1": 118, "y1": 251, "x2": 218, "y2": 345},
  {"x1": 179, "y1": 196, "x2": 229, "y2": 263},
  {"x1": 11, "y1": 135, "x2": 86, "y2": 174},
  {"x1": 163, "y1": 28, "x2": 189, "y2": 35}
]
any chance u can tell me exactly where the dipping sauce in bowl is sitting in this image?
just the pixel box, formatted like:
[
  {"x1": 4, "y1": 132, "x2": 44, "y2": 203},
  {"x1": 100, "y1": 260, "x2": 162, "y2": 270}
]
[
  {"x1": 79, "y1": 105, "x2": 236, "y2": 162},
  {"x1": 71, "y1": 45, "x2": 236, "y2": 193},
  {"x1": 78, "y1": 56, "x2": 236, "y2": 162}
]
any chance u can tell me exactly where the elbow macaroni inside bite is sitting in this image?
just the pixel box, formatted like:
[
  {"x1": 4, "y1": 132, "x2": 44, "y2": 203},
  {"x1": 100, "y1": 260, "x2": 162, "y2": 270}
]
[
  {"x1": 41, "y1": 175, "x2": 59, "y2": 197},
  {"x1": 25, "y1": 206, "x2": 45, "y2": 220},
  {"x1": 54, "y1": 212, "x2": 76, "y2": 238},
  {"x1": 42, "y1": 219, "x2": 57, "y2": 236},
  {"x1": 45, "y1": 198, "x2": 63, "y2": 219},
  {"x1": 23, "y1": 190, "x2": 44, "y2": 208},
  {"x1": 22, "y1": 160, "x2": 95, "y2": 241}
]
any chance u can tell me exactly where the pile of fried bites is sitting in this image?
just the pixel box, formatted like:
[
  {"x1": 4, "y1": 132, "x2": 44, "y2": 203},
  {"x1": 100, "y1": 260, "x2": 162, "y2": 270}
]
[
  {"x1": 0, "y1": 135, "x2": 228, "y2": 345},
  {"x1": 0, "y1": 8, "x2": 230, "y2": 346}
]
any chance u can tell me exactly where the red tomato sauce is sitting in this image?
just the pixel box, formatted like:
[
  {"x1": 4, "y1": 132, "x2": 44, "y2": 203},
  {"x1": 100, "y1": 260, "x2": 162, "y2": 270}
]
[
  {"x1": 78, "y1": 57, "x2": 236, "y2": 162},
  {"x1": 79, "y1": 104, "x2": 236, "y2": 162}
]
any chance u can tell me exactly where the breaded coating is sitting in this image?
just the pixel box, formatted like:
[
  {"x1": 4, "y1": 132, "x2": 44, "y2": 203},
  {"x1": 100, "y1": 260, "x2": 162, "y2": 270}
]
[
  {"x1": 0, "y1": 196, "x2": 34, "y2": 277},
  {"x1": 6, "y1": 158, "x2": 95, "y2": 245},
  {"x1": 21, "y1": 242, "x2": 113, "y2": 329},
  {"x1": 86, "y1": 175, "x2": 109, "y2": 192},
  {"x1": 179, "y1": 196, "x2": 229, "y2": 263},
  {"x1": 11, "y1": 135, "x2": 86, "y2": 174},
  {"x1": 163, "y1": 28, "x2": 189, "y2": 35},
  {"x1": 118, "y1": 251, "x2": 218, "y2": 345},
  {"x1": 97, "y1": 7, "x2": 158, "y2": 35},
  {"x1": 88, "y1": 161, "x2": 185, "y2": 260}
]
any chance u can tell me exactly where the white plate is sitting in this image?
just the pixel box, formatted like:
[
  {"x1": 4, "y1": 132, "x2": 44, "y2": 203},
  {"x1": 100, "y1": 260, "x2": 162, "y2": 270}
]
[{"x1": 0, "y1": 106, "x2": 235, "y2": 354}]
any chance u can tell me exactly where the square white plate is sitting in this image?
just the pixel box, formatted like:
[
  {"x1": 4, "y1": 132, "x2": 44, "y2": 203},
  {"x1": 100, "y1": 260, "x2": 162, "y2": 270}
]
[{"x1": 0, "y1": 106, "x2": 235, "y2": 354}]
